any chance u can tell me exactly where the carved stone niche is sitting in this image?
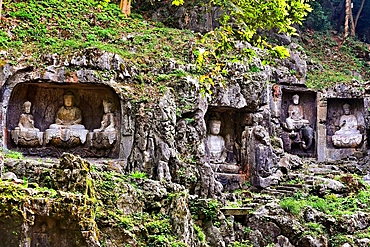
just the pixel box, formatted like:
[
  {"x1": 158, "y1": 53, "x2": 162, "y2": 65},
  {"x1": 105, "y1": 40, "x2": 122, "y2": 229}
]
[
  {"x1": 280, "y1": 90, "x2": 317, "y2": 157},
  {"x1": 326, "y1": 99, "x2": 365, "y2": 155},
  {"x1": 30, "y1": 216, "x2": 89, "y2": 247},
  {"x1": 205, "y1": 107, "x2": 247, "y2": 191},
  {"x1": 6, "y1": 82, "x2": 121, "y2": 158}
]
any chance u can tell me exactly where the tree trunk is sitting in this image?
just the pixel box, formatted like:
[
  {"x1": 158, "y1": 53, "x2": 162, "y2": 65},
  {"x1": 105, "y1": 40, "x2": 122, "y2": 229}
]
[
  {"x1": 120, "y1": 0, "x2": 131, "y2": 16},
  {"x1": 349, "y1": 1, "x2": 355, "y2": 36},
  {"x1": 344, "y1": 0, "x2": 351, "y2": 38},
  {"x1": 0, "y1": 0, "x2": 2, "y2": 20},
  {"x1": 355, "y1": 0, "x2": 366, "y2": 29}
]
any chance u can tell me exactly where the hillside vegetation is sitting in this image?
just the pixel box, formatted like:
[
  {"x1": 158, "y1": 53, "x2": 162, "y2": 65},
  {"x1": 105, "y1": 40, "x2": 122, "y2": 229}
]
[
  {"x1": 0, "y1": 0, "x2": 195, "y2": 69},
  {"x1": 1, "y1": 1, "x2": 370, "y2": 247}
]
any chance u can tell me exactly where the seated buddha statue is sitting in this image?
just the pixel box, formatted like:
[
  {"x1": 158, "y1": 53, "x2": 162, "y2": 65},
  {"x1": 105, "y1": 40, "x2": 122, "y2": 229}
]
[
  {"x1": 45, "y1": 91, "x2": 88, "y2": 147},
  {"x1": 206, "y1": 119, "x2": 226, "y2": 163},
  {"x1": 11, "y1": 101, "x2": 43, "y2": 146},
  {"x1": 332, "y1": 103, "x2": 363, "y2": 148},
  {"x1": 90, "y1": 99, "x2": 117, "y2": 150},
  {"x1": 285, "y1": 94, "x2": 310, "y2": 131}
]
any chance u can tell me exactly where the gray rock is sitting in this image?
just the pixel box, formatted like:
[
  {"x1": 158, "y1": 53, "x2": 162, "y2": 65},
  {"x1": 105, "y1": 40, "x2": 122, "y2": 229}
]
[
  {"x1": 275, "y1": 235, "x2": 295, "y2": 247},
  {"x1": 1, "y1": 171, "x2": 23, "y2": 183},
  {"x1": 312, "y1": 177, "x2": 347, "y2": 193},
  {"x1": 297, "y1": 235, "x2": 328, "y2": 247}
]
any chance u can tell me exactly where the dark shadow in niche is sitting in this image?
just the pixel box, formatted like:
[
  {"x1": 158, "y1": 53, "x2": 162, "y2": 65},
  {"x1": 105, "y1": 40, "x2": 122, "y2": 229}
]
[
  {"x1": 6, "y1": 82, "x2": 121, "y2": 158},
  {"x1": 326, "y1": 98, "x2": 365, "y2": 149},
  {"x1": 31, "y1": 216, "x2": 88, "y2": 247},
  {"x1": 280, "y1": 90, "x2": 316, "y2": 157}
]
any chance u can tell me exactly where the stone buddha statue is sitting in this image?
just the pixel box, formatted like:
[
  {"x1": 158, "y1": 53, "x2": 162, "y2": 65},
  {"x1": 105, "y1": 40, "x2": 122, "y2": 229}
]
[
  {"x1": 283, "y1": 94, "x2": 313, "y2": 151},
  {"x1": 285, "y1": 94, "x2": 310, "y2": 130},
  {"x1": 11, "y1": 101, "x2": 43, "y2": 146},
  {"x1": 332, "y1": 103, "x2": 363, "y2": 148},
  {"x1": 206, "y1": 119, "x2": 226, "y2": 163},
  {"x1": 91, "y1": 99, "x2": 117, "y2": 150},
  {"x1": 49, "y1": 92, "x2": 84, "y2": 129},
  {"x1": 45, "y1": 91, "x2": 88, "y2": 146}
]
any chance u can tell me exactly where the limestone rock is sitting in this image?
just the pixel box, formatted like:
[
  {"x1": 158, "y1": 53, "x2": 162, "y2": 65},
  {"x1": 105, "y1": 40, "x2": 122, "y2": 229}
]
[{"x1": 296, "y1": 235, "x2": 328, "y2": 247}]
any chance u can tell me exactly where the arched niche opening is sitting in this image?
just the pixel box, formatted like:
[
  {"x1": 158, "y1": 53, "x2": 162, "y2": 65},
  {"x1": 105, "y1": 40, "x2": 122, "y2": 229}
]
[
  {"x1": 6, "y1": 82, "x2": 121, "y2": 158},
  {"x1": 205, "y1": 107, "x2": 248, "y2": 191}
]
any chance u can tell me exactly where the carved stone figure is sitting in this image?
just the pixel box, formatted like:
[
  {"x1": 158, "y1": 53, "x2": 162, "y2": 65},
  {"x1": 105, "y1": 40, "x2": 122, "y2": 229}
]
[
  {"x1": 11, "y1": 101, "x2": 43, "y2": 146},
  {"x1": 245, "y1": 113, "x2": 278, "y2": 188},
  {"x1": 284, "y1": 94, "x2": 314, "y2": 151},
  {"x1": 332, "y1": 103, "x2": 363, "y2": 148},
  {"x1": 286, "y1": 94, "x2": 310, "y2": 130},
  {"x1": 251, "y1": 113, "x2": 272, "y2": 176},
  {"x1": 206, "y1": 119, "x2": 226, "y2": 163},
  {"x1": 45, "y1": 91, "x2": 88, "y2": 147},
  {"x1": 90, "y1": 99, "x2": 118, "y2": 152},
  {"x1": 241, "y1": 113, "x2": 277, "y2": 188}
]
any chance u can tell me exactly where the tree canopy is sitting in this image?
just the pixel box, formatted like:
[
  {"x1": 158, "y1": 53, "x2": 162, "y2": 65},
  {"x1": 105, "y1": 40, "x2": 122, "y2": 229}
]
[{"x1": 207, "y1": 0, "x2": 312, "y2": 52}]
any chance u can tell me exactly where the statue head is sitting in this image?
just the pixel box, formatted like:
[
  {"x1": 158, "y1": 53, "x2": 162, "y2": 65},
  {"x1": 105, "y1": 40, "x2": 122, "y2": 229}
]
[
  {"x1": 103, "y1": 99, "x2": 113, "y2": 113},
  {"x1": 63, "y1": 91, "x2": 75, "y2": 107},
  {"x1": 292, "y1": 94, "x2": 300, "y2": 105},
  {"x1": 22, "y1": 101, "x2": 32, "y2": 113},
  {"x1": 343, "y1": 103, "x2": 351, "y2": 115},
  {"x1": 209, "y1": 119, "x2": 221, "y2": 135}
]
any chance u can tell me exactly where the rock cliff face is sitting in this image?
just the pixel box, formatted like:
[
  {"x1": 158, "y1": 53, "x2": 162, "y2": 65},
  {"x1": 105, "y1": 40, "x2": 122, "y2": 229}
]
[
  {"x1": 1, "y1": 31, "x2": 370, "y2": 246},
  {"x1": 1, "y1": 44, "x2": 292, "y2": 194}
]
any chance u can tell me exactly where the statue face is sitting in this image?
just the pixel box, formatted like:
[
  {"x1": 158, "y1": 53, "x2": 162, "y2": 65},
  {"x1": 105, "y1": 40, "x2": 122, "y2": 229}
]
[
  {"x1": 64, "y1": 95, "x2": 73, "y2": 107},
  {"x1": 209, "y1": 121, "x2": 221, "y2": 135},
  {"x1": 292, "y1": 95, "x2": 299, "y2": 104},
  {"x1": 343, "y1": 104, "x2": 350, "y2": 115},
  {"x1": 24, "y1": 104, "x2": 31, "y2": 113},
  {"x1": 103, "y1": 102, "x2": 112, "y2": 113}
]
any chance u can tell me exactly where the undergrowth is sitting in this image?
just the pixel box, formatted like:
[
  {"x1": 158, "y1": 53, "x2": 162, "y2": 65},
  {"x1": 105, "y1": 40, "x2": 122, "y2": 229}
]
[
  {"x1": 0, "y1": 0, "x2": 196, "y2": 69},
  {"x1": 300, "y1": 30, "x2": 370, "y2": 89}
]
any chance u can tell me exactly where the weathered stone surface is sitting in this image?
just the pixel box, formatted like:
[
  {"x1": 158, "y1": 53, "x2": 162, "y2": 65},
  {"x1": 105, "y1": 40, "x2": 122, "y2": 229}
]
[
  {"x1": 275, "y1": 235, "x2": 295, "y2": 247},
  {"x1": 296, "y1": 235, "x2": 328, "y2": 247},
  {"x1": 311, "y1": 177, "x2": 347, "y2": 194},
  {"x1": 2, "y1": 23, "x2": 370, "y2": 247}
]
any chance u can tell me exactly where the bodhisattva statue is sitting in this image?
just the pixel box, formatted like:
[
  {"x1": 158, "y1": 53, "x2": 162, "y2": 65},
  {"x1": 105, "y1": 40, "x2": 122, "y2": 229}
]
[
  {"x1": 91, "y1": 99, "x2": 117, "y2": 150},
  {"x1": 45, "y1": 92, "x2": 88, "y2": 147},
  {"x1": 332, "y1": 103, "x2": 363, "y2": 148},
  {"x1": 11, "y1": 101, "x2": 43, "y2": 146},
  {"x1": 284, "y1": 94, "x2": 314, "y2": 150},
  {"x1": 206, "y1": 119, "x2": 226, "y2": 163}
]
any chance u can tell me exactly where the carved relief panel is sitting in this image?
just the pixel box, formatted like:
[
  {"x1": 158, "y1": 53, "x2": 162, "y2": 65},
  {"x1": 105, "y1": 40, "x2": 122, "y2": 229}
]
[
  {"x1": 280, "y1": 90, "x2": 316, "y2": 157},
  {"x1": 326, "y1": 99, "x2": 365, "y2": 149},
  {"x1": 6, "y1": 82, "x2": 122, "y2": 158}
]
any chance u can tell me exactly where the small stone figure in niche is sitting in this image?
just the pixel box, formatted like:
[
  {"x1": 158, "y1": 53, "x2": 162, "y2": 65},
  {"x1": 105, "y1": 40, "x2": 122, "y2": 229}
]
[
  {"x1": 11, "y1": 101, "x2": 43, "y2": 146},
  {"x1": 284, "y1": 94, "x2": 314, "y2": 150},
  {"x1": 45, "y1": 91, "x2": 88, "y2": 147},
  {"x1": 225, "y1": 134, "x2": 238, "y2": 163},
  {"x1": 95, "y1": 99, "x2": 116, "y2": 132},
  {"x1": 91, "y1": 99, "x2": 118, "y2": 150},
  {"x1": 206, "y1": 119, "x2": 226, "y2": 163},
  {"x1": 332, "y1": 103, "x2": 363, "y2": 148}
]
